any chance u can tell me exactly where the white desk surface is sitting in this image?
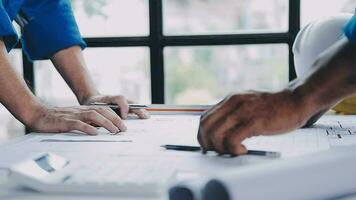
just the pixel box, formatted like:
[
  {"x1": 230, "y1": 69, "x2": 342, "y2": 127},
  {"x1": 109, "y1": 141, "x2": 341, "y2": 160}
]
[
  {"x1": 0, "y1": 137, "x2": 269, "y2": 200},
  {"x1": 0, "y1": 132, "x2": 166, "y2": 200},
  {"x1": 2, "y1": 114, "x2": 356, "y2": 200}
]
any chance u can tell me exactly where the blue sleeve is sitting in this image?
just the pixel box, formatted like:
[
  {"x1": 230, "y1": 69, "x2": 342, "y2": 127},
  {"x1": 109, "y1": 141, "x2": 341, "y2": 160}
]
[
  {"x1": 21, "y1": 0, "x2": 86, "y2": 61},
  {"x1": 0, "y1": 1, "x2": 18, "y2": 52},
  {"x1": 344, "y1": 14, "x2": 356, "y2": 43}
]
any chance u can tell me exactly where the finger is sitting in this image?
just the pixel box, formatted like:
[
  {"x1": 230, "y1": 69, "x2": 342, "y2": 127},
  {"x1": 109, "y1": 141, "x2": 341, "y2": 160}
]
[
  {"x1": 65, "y1": 119, "x2": 98, "y2": 135},
  {"x1": 202, "y1": 102, "x2": 244, "y2": 154},
  {"x1": 222, "y1": 123, "x2": 254, "y2": 155},
  {"x1": 99, "y1": 105, "x2": 119, "y2": 116},
  {"x1": 130, "y1": 108, "x2": 150, "y2": 119},
  {"x1": 127, "y1": 100, "x2": 150, "y2": 119},
  {"x1": 198, "y1": 117, "x2": 215, "y2": 153},
  {"x1": 80, "y1": 110, "x2": 120, "y2": 133},
  {"x1": 92, "y1": 107, "x2": 127, "y2": 131},
  {"x1": 199, "y1": 99, "x2": 236, "y2": 153},
  {"x1": 202, "y1": 96, "x2": 244, "y2": 134},
  {"x1": 197, "y1": 100, "x2": 231, "y2": 150},
  {"x1": 111, "y1": 96, "x2": 129, "y2": 119},
  {"x1": 197, "y1": 125, "x2": 206, "y2": 152},
  {"x1": 209, "y1": 109, "x2": 245, "y2": 154},
  {"x1": 200, "y1": 97, "x2": 229, "y2": 122}
]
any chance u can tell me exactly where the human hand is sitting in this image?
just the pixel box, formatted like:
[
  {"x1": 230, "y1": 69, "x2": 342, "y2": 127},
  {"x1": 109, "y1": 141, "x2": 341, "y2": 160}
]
[
  {"x1": 28, "y1": 106, "x2": 127, "y2": 135},
  {"x1": 198, "y1": 90, "x2": 313, "y2": 155},
  {"x1": 82, "y1": 95, "x2": 150, "y2": 119},
  {"x1": 303, "y1": 109, "x2": 328, "y2": 128}
]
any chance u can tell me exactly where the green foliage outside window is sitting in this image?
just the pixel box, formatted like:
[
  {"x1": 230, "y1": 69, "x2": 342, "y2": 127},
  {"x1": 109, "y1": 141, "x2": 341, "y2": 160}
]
[{"x1": 71, "y1": 0, "x2": 108, "y2": 18}]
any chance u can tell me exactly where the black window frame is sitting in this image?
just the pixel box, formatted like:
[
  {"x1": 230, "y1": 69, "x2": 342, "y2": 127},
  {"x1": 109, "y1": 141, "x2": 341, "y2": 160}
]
[{"x1": 21, "y1": 0, "x2": 300, "y2": 104}]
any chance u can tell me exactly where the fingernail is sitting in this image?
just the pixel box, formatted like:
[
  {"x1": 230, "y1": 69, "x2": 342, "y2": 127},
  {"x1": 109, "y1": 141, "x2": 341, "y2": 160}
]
[
  {"x1": 112, "y1": 127, "x2": 120, "y2": 133},
  {"x1": 239, "y1": 145, "x2": 248, "y2": 155},
  {"x1": 122, "y1": 113, "x2": 128, "y2": 119},
  {"x1": 234, "y1": 148, "x2": 247, "y2": 156}
]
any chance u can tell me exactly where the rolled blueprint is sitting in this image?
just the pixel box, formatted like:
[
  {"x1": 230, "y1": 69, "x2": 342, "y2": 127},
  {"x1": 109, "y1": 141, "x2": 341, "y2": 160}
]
[{"x1": 202, "y1": 146, "x2": 356, "y2": 200}]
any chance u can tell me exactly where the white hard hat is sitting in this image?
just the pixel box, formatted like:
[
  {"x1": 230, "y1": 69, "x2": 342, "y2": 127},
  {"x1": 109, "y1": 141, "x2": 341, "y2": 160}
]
[{"x1": 293, "y1": 13, "x2": 353, "y2": 77}]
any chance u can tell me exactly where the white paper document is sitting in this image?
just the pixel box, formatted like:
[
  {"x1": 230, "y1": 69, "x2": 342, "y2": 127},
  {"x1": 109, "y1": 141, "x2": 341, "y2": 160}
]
[
  {"x1": 1, "y1": 114, "x2": 356, "y2": 170},
  {"x1": 2, "y1": 114, "x2": 356, "y2": 200},
  {"x1": 0, "y1": 115, "x2": 200, "y2": 168}
]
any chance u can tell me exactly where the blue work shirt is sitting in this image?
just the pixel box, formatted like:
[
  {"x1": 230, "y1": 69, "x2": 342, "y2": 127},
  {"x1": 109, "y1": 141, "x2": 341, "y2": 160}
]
[
  {"x1": 344, "y1": 13, "x2": 356, "y2": 43},
  {"x1": 0, "y1": 0, "x2": 86, "y2": 61}
]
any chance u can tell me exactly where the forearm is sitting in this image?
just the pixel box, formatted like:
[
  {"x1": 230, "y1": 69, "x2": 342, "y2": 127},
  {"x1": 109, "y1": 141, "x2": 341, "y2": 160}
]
[
  {"x1": 51, "y1": 46, "x2": 99, "y2": 104},
  {"x1": 0, "y1": 40, "x2": 44, "y2": 126},
  {"x1": 50, "y1": 46, "x2": 149, "y2": 119},
  {"x1": 290, "y1": 38, "x2": 356, "y2": 117}
]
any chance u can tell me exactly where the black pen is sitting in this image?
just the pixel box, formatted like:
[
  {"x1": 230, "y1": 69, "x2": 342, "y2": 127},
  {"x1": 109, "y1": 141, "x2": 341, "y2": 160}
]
[
  {"x1": 90, "y1": 102, "x2": 148, "y2": 109},
  {"x1": 161, "y1": 145, "x2": 201, "y2": 151},
  {"x1": 161, "y1": 145, "x2": 281, "y2": 158}
]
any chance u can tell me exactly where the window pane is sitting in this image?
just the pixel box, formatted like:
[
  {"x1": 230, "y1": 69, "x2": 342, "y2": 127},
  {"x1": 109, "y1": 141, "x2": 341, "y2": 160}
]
[
  {"x1": 301, "y1": 0, "x2": 355, "y2": 27},
  {"x1": 9, "y1": 49, "x2": 23, "y2": 74},
  {"x1": 72, "y1": 0, "x2": 149, "y2": 37},
  {"x1": 164, "y1": 45, "x2": 289, "y2": 104},
  {"x1": 35, "y1": 60, "x2": 78, "y2": 106},
  {"x1": 35, "y1": 48, "x2": 151, "y2": 106},
  {"x1": 0, "y1": 50, "x2": 25, "y2": 140},
  {"x1": 163, "y1": 0, "x2": 289, "y2": 35}
]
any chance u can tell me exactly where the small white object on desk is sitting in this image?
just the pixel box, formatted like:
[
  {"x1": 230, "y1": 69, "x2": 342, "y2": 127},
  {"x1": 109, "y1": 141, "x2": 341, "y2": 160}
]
[{"x1": 8, "y1": 152, "x2": 176, "y2": 197}]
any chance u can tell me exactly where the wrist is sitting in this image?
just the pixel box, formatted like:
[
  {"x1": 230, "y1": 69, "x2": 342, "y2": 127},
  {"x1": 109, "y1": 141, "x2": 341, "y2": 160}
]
[
  {"x1": 20, "y1": 101, "x2": 47, "y2": 128},
  {"x1": 77, "y1": 90, "x2": 100, "y2": 105},
  {"x1": 288, "y1": 85, "x2": 324, "y2": 123}
]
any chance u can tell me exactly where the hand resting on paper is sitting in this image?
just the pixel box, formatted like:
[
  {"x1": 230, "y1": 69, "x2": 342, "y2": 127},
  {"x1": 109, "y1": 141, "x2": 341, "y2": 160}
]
[
  {"x1": 198, "y1": 38, "x2": 356, "y2": 155},
  {"x1": 198, "y1": 91, "x2": 310, "y2": 155},
  {"x1": 27, "y1": 106, "x2": 127, "y2": 135}
]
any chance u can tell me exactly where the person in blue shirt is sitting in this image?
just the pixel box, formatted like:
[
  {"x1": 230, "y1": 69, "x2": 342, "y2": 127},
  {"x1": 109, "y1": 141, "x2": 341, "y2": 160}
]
[
  {"x1": 0, "y1": 0, "x2": 149, "y2": 135},
  {"x1": 198, "y1": 13, "x2": 356, "y2": 155}
]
